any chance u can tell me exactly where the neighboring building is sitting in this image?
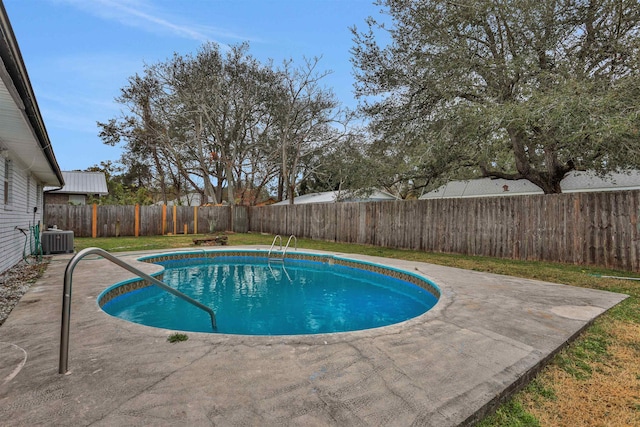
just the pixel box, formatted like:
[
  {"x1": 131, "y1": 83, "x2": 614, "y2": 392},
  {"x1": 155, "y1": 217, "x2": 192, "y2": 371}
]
[
  {"x1": 420, "y1": 171, "x2": 640, "y2": 199},
  {"x1": 0, "y1": 3, "x2": 64, "y2": 274},
  {"x1": 255, "y1": 197, "x2": 277, "y2": 206},
  {"x1": 158, "y1": 192, "x2": 205, "y2": 207},
  {"x1": 273, "y1": 189, "x2": 398, "y2": 205},
  {"x1": 159, "y1": 189, "x2": 272, "y2": 207},
  {"x1": 44, "y1": 171, "x2": 108, "y2": 205}
]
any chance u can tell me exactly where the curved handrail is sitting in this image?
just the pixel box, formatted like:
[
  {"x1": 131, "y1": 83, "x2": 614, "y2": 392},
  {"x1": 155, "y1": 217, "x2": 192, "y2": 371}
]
[
  {"x1": 268, "y1": 235, "x2": 282, "y2": 257},
  {"x1": 283, "y1": 235, "x2": 297, "y2": 258},
  {"x1": 59, "y1": 247, "x2": 217, "y2": 374}
]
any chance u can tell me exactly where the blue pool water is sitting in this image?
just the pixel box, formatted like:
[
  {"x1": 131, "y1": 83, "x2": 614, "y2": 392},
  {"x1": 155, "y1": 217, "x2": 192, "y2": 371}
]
[{"x1": 100, "y1": 256, "x2": 439, "y2": 335}]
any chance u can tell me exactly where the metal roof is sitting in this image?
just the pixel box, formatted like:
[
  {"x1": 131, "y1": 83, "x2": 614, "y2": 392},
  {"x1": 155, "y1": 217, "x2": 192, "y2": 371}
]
[
  {"x1": 273, "y1": 190, "x2": 398, "y2": 205},
  {"x1": 420, "y1": 171, "x2": 640, "y2": 199},
  {"x1": 561, "y1": 171, "x2": 640, "y2": 192},
  {"x1": 44, "y1": 171, "x2": 108, "y2": 195}
]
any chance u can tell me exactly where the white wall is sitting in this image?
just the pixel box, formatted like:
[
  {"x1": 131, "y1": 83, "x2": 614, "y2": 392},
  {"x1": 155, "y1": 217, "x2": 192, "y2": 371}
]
[{"x1": 0, "y1": 153, "x2": 44, "y2": 274}]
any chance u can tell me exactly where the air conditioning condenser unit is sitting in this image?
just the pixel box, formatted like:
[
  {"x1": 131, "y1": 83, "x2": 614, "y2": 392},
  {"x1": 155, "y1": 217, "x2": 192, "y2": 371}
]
[{"x1": 41, "y1": 230, "x2": 74, "y2": 254}]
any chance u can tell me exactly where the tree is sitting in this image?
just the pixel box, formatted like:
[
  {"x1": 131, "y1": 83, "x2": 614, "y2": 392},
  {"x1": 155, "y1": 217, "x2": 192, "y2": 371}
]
[
  {"x1": 352, "y1": 0, "x2": 640, "y2": 193},
  {"x1": 155, "y1": 42, "x2": 288, "y2": 205},
  {"x1": 298, "y1": 132, "x2": 376, "y2": 194},
  {"x1": 86, "y1": 162, "x2": 153, "y2": 205},
  {"x1": 270, "y1": 58, "x2": 351, "y2": 203},
  {"x1": 98, "y1": 71, "x2": 176, "y2": 204},
  {"x1": 99, "y1": 42, "x2": 349, "y2": 206}
]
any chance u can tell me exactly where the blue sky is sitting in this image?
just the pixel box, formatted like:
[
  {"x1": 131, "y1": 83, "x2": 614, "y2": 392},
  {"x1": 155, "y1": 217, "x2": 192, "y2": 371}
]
[{"x1": 4, "y1": 0, "x2": 384, "y2": 171}]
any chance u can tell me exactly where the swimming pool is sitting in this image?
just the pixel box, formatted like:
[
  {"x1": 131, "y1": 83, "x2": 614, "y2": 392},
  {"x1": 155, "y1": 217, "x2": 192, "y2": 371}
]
[{"x1": 98, "y1": 250, "x2": 440, "y2": 335}]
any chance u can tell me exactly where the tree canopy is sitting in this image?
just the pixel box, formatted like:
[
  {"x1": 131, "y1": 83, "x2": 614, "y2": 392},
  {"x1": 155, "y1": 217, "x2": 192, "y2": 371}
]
[
  {"x1": 85, "y1": 161, "x2": 154, "y2": 206},
  {"x1": 352, "y1": 0, "x2": 640, "y2": 193},
  {"x1": 99, "y1": 43, "x2": 349, "y2": 205}
]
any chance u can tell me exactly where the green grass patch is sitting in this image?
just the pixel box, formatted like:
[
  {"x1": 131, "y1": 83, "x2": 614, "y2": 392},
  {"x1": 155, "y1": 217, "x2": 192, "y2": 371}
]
[
  {"x1": 525, "y1": 377, "x2": 557, "y2": 402},
  {"x1": 167, "y1": 333, "x2": 188, "y2": 343},
  {"x1": 74, "y1": 235, "x2": 204, "y2": 252},
  {"x1": 554, "y1": 321, "x2": 611, "y2": 380},
  {"x1": 477, "y1": 398, "x2": 540, "y2": 427},
  {"x1": 602, "y1": 294, "x2": 639, "y2": 323}
]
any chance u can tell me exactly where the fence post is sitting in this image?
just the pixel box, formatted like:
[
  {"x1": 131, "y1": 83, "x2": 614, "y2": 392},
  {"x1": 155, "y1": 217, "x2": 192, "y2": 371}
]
[
  {"x1": 173, "y1": 205, "x2": 177, "y2": 235},
  {"x1": 162, "y1": 205, "x2": 166, "y2": 235},
  {"x1": 134, "y1": 204, "x2": 140, "y2": 237},
  {"x1": 194, "y1": 206, "x2": 198, "y2": 234},
  {"x1": 92, "y1": 204, "x2": 97, "y2": 238}
]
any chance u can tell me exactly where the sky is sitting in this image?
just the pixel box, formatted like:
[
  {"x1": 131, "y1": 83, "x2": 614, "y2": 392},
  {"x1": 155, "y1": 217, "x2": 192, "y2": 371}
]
[{"x1": 4, "y1": 0, "x2": 385, "y2": 171}]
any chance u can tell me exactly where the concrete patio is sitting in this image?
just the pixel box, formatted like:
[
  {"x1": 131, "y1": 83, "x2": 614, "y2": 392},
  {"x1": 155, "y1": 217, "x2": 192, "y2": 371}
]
[{"x1": 0, "y1": 246, "x2": 627, "y2": 426}]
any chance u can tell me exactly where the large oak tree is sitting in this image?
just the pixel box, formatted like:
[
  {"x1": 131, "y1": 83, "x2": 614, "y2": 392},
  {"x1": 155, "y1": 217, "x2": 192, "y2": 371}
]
[{"x1": 352, "y1": 0, "x2": 640, "y2": 193}]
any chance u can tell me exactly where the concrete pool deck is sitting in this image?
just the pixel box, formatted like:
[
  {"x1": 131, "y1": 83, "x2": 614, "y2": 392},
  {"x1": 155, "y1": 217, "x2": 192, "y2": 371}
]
[{"x1": 0, "y1": 246, "x2": 627, "y2": 426}]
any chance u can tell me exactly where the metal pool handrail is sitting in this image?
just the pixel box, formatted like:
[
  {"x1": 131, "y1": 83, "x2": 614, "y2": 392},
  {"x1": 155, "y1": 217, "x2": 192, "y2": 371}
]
[
  {"x1": 59, "y1": 247, "x2": 217, "y2": 374},
  {"x1": 283, "y1": 235, "x2": 297, "y2": 257},
  {"x1": 268, "y1": 234, "x2": 282, "y2": 258}
]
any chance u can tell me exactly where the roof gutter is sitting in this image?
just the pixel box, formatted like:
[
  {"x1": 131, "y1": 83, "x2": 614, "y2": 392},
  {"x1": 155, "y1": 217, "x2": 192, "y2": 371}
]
[
  {"x1": 44, "y1": 186, "x2": 64, "y2": 193},
  {"x1": 0, "y1": 2, "x2": 64, "y2": 187}
]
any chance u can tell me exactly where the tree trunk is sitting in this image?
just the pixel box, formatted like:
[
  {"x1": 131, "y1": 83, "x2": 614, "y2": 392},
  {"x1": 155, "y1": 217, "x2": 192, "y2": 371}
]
[
  {"x1": 202, "y1": 171, "x2": 217, "y2": 204},
  {"x1": 193, "y1": 115, "x2": 218, "y2": 205},
  {"x1": 225, "y1": 160, "x2": 235, "y2": 205},
  {"x1": 508, "y1": 127, "x2": 569, "y2": 194},
  {"x1": 277, "y1": 174, "x2": 284, "y2": 201},
  {"x1": 141, "y1": 96, "x2": 168, "y2": 204}
]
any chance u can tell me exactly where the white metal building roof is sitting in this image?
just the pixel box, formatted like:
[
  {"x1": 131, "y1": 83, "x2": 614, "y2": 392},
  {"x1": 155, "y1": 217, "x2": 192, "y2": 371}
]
[
  {"x1": 420, "y1": 171, "x2": 640, "y2": 199},
  {"x1": 273, "y1": 189, "x2": 398, "y2": 205},
  {"x1": 44, "y1": 171, "x2": 108, "y2": 195}
]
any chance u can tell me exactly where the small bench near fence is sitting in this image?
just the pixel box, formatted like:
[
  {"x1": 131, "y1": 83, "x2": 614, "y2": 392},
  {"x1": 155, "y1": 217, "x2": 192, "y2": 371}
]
[{"x1": 193, "y1": 235, "x2": 228, "y2": 246}]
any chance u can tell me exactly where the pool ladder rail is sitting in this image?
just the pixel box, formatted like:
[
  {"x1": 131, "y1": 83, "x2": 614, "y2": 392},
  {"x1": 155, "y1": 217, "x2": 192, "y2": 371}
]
[
  {"x1": 59, "y1": 247, "x2": 217, "y2": 375},
  {"x1": 267, "y1": 262, "x2": 293, "y2": 282},
  {"x1": 268, "y1": 234, "x2": 297, "y2": 261}
]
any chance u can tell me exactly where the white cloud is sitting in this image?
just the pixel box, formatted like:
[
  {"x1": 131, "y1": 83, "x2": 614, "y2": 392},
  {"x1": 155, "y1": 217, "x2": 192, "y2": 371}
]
[{"x1": 52, "y1": 0, "x2": 255, "y2": 44}]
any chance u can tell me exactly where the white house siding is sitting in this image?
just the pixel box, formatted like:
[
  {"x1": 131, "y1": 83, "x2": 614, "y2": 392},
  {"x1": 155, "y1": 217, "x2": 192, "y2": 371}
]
[{"x1": 0, "y1": 154, "x2": 44, "y2": 273}]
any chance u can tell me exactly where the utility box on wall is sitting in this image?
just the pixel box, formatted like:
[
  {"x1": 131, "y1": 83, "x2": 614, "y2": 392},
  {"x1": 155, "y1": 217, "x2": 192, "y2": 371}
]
[{"x1": 41, "y1": 230, "x2": 74, "y2": 254}]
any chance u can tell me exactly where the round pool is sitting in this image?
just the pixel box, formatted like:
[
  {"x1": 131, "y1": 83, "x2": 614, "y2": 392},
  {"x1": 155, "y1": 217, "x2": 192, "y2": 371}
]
[{"x1": 98, "y1": 251, "x2": 440, "y2": 335}]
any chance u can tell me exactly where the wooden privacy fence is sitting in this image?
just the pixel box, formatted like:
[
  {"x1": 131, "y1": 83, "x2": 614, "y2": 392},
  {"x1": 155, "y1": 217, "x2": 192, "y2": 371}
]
[
  {"x1": 249, "y1": 191, "x2": 640, "y2": 272},
  {"x1": 44, "y1": 204, "x2": 249, "y2": 237},
  {"x1": 46, "y1": 190, "x2": 640, "y2": 271}
]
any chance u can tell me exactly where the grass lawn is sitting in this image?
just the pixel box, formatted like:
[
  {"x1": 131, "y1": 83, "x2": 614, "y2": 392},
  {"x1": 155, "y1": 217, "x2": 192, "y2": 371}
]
[{"x1": 75, "y1": 233, "x2": 640, "y2": 426}]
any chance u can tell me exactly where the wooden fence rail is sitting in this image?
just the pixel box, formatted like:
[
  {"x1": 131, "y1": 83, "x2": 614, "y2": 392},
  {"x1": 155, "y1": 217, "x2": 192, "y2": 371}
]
[{"x1": 45, "y1": 190, "x2": 640, "y2": 271}]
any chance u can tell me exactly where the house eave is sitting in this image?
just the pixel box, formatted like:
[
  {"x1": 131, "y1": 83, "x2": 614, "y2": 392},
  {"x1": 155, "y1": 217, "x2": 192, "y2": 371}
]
[{"x1": 0, "y1": 3, "x2": 63, "y2": 187}]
